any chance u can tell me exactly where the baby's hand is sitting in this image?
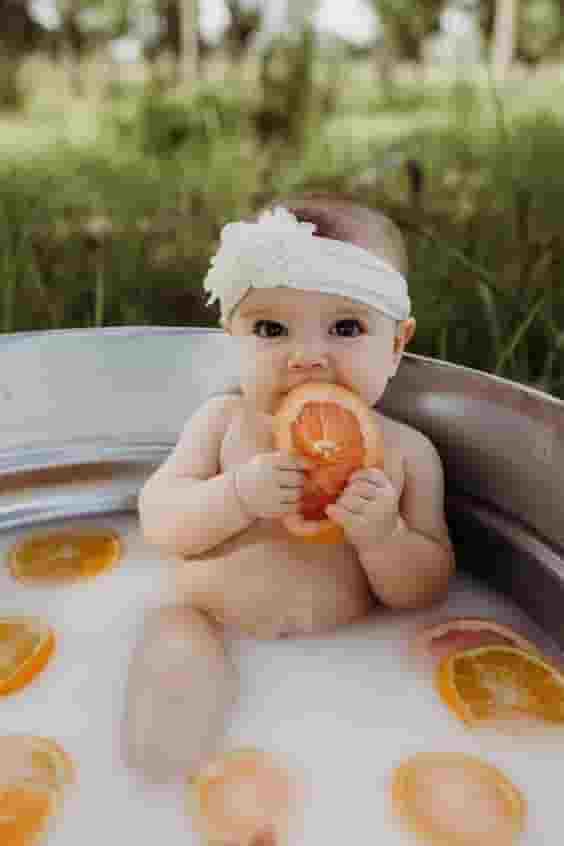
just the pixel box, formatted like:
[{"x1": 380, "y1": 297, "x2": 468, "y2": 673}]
[
  {"x1": 325, "y1": 469, "x2": 401, "y2": 549},
  {"x1": 234, "y1": 451, "x2": 312, "y2": 520}
]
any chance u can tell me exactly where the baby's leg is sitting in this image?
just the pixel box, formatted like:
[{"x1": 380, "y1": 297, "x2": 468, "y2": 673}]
[{"x1": 122, "y1": 604, "x2": 237, "y2": 782}]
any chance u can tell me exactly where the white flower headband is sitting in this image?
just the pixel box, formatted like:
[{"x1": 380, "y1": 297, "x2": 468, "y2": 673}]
[{"x1": 203, "y1": 205, "x2": 411, "y2": 323}]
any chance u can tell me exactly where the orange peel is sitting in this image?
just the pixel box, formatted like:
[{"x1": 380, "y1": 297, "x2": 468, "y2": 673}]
[
  {"x1": 0, "y1": 617, "x2": 55, "y2": 696},
  {"x1": 391, "y1": 751, "x2": 526, "y2": 845},
  {"x1": 0, "y1": 736, "x2": 75, "y2": 845},
  {"x1": 410, "y1": 617, "x2": 542, "y2": 664},
  {"x1": 7, "y1": 528, "x2": 122, "y2": 585},
  {"x1": 0, "y1": 736, "x2": 75, "y2": 798},
  {"x1": 188, "y1": 748, "x2": 299, "y2": 845},
  {"x1": 436, "y1": 644, "x2": 564, "y2": 727},
  {"x1": 0, "y1": 782, "x2": 58, "y2": 846}
]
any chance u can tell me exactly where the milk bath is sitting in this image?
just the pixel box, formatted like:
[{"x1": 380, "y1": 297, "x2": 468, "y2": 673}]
[{"x1": 1, "y1": 513, "x2": 562, "y2": 845}]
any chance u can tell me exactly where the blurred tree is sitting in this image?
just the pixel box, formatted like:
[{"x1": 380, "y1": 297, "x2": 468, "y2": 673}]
[
  {"x1": 58, "y1": 0, "x2": 86, "y2": 94},
  {"x1": 144, "y1": 0, "x2": 208, "y2": 86},
  {"x1": 179, "y1": 0, "x2": 199, "y2": 83},
  {"x1": 491, "y1": 0, "x2": 517, "y2": 78},
  {"x1": 53, "y1": 0, "x2": 133, "y2": 95},
  {"x1": 253, "y1": 0, "x2": 320, "y2": 156},
  {"x1": 520, "y1": 0, "x2": 564, "y2": 62},
  {"x1": 480, "y1": 0, "x2": 564, "y2": 67},
  {"x1": 224, "y1": 0, "x2": 263, "y2": 67},
  {"x1": 0, "y1": 0, "x2": 48, "y2": 108},
  {"x1": 369, "y1": 0, "x2": 446, "y2": 82}
]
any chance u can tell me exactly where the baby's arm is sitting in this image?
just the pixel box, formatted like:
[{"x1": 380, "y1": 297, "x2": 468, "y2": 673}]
[
  {"x1": 354, "y1": 429, "x2": 455, "y2": 610},
  {"x1": 138, "y1": 395, "x2": 253, "y2": 557}
]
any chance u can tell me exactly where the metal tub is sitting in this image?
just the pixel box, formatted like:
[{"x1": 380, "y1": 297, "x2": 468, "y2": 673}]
[{"x1": 1, "y1": 326, "x2": 563, "y2": 648}]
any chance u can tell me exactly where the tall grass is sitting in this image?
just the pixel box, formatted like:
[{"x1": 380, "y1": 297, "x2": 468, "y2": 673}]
[{"x1": 0, "y1": 59, "x2": 562, "y2": 398}]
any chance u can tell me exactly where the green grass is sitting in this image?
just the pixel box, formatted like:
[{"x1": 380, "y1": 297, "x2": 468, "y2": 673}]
[{"x1": 0, "y1": 58, "x2": 562, "y2": 399}]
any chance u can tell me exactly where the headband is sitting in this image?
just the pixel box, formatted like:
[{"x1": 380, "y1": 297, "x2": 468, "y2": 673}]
[{"x1": 203, "y1": 205, "x2": 411, "y2": 323}]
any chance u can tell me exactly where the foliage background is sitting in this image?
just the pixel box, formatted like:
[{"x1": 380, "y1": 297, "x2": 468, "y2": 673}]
[{"x1": 0, "y1": 0, "x2": 563, "y2": 398}]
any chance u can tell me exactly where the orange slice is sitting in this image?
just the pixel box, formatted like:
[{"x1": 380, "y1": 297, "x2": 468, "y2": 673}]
[
  {"x1": 436, "y1": 644, "x2": 564, "y2": 727},
  {"x1": 273, "y1": 382, "x2": 385, "y2": 543},
  {"x1": 8, "y1": 529, "x2": 122, "y2": 585},
  {"x1": 0, "y1": 618, "x2": 55, "y2": 696},
  {"x1": 188, "y1": 748, "x2": 300, "y2": 845},
  {"x1": 0, "y1": 783, "x2": 57, "y2": 846},
  {"x1": 391, "y1": 751, "x2": 526, "y2": 845},
  {"x1": 0, "y1": 736, "x2": 75, "y2": 798},
  {"x1": 410, "y1": 617, "x2": 541, "y2": 665}
]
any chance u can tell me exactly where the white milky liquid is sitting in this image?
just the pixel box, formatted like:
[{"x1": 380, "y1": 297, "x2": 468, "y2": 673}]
[{"x1": 1, "y1": 513, "x2": 562, "y2": 845}]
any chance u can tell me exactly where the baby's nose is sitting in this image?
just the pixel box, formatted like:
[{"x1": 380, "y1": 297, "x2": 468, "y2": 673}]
[{"x1": 288, "y1": 345, "x2": 329, "y2": 370}]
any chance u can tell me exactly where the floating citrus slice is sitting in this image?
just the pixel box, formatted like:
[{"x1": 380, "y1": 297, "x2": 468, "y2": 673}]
[
  {"x1": 7, "y1": 529, "x2": 122, "y2": 585},
  {"x1": 0, "y1": 736, "x2": 75, "y2": 798},
  {"x1": 436, "y1": 644, "x2": 564, "y2": 727},
  {"x1": 411, "y1": 617, "x2": 541, "y2": 664},
  {"x1": 188, "y1": 748, "x2": 299, "y2": 845},
  {"x1": 0, "y1": 783, "x2": 57, "y2": 846},
  {"x1": 391, "y1": 751, "x2": 526, "y2": 845},
  {"x1": 273, "y1": 382, "x2": 385, "y2": 543},
  {"x1": 0, "y1": 618, "x2": 55, "y2": 696}
]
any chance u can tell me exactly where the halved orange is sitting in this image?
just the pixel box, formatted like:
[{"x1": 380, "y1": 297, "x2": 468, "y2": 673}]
[
  {"x1": 0, "y1": 736, "x2": 75, "y2": 799},
  {"x1": 7, "y1": 528, "x2": 122, "y2": 585},
  {"x1": 436, "y1": 644, "x2": 564, "y2": 727},
  {"x1": 410, "y1": 617, "x2": 541, "y2": 665},
  {"x1": 0, "y1": 783, "x2": 57, "y2": 846},
  {"x1": 391, "y1": 751, "x2": 526, "y2": 845},
  {"x1": 273, "y1": 382, "x2": 385, "y2": 543},
  {"x1": 188, "y1": 748, "x2": 300, "y2": 845},
  {"x1": 0, "y1": 618, "x2": 55, "y2": 696}
]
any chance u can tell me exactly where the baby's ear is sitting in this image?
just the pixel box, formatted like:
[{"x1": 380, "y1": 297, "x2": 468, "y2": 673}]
[
  {"x1": 393, "y1": 318, "x2": 416, "y2": 354},
  {"x1": 403, "y1": 317, "x2": 416, "y2": 346}
]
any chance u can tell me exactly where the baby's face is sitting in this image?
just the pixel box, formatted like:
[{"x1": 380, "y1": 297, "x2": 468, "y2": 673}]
[{"x1": 227, "y1": 287, "x2": 413, "y2": 412}]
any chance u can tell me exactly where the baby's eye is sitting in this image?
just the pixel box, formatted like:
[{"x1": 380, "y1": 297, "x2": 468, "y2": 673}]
[
  {"x1": 253, "y1": 319, "x2": 288, "y2": 338},
  {"x1": 330, "y1": 319, "x2": 365, "y2": 337}
]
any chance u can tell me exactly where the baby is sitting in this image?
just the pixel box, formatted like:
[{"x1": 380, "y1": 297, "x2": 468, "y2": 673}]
[{"x1": 123, "y1": 193, "x2": 456, "y2": 782}]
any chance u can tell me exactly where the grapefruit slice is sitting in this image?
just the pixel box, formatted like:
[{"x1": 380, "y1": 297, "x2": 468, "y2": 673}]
[
  {"x1": 0, "y1": 783, "x2": 58, "y2": 846},
  {"x1": 0, "y1": 617, "x2": 55, "y2": 696},
  {"x1": 391, "y1": 751, "x2": 526, "y2": 845},
  {"x1": 436, "y1": 644, "x2": 564, "y2": 727},
  {"x1": 410, "y1": 617, "x2": 541, "y2": 665},
  {"x1": 7, "y1": 529, "x2": 122, "y2": 585},
  {"x1": 0, "y1": 736, "x2": 75, "y2": 799},
  {"x1": 188, "y1": 748, "x2": 300, "y2": 845},
  {"x1": 273, "y1": 382, "x2": 385, "y2": 543}
]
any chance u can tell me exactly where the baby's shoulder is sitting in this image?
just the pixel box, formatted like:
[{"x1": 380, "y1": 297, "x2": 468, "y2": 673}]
[
  {"x1": 196, "y1": 391, "x2": 244, "y2": 431},
  {"x1": 176, "y1": 392, "x2": 243, "y2": 448},
  {"x1": 373, "y1": 411, "x2": 442, "y2": 472}
]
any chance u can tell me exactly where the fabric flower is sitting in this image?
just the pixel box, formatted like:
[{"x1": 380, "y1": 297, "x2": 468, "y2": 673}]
[{"x1": 203, "y1": 207, "x2": 318, "y2": 317}]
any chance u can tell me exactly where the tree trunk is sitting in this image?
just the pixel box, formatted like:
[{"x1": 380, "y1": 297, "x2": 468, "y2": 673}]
[
  {"x1": 58, "y1": 0, "x2": 85, "y2": 96},
  {"x1": 491, "y1": 0, "x2": 517, "y2": 80},
  {"x1": 179, "y1": 0, "x2": 199, "y2": 84},
  {"x1": 0, "y1": 47, "x2": 24, "y2": 110},
  {"x1": 372, "y1": 40, "x2": 395, "y2": 88}
]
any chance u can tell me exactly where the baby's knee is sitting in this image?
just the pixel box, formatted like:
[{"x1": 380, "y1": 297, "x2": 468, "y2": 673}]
[
  {"x1": 140, "y1": 603, "x2": 230, "y2": 673},
  {"x1": 143, "y1": 603, "x2": 221, "y2": 639}
]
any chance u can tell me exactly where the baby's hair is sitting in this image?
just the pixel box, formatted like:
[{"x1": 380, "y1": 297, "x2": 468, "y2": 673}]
[
  {"x1": 257, "y1": 192, "x2": 408, "y2": 276},
  {"x1": 255, "y1": 192, "x2": 408, "y2": 335}
]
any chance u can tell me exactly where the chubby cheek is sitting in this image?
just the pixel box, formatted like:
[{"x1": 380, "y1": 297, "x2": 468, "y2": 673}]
[
  {"x1": 335, "y1": 346, "x2": 393, "y2": 405},
  {"x1": 239, "y1": 346, "x2": 288, "y2": 408}
]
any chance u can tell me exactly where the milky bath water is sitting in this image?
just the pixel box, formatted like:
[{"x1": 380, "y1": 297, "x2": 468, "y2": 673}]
[{"x1": 1, "y1": 513, "x2": 562, "y2": 845}]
